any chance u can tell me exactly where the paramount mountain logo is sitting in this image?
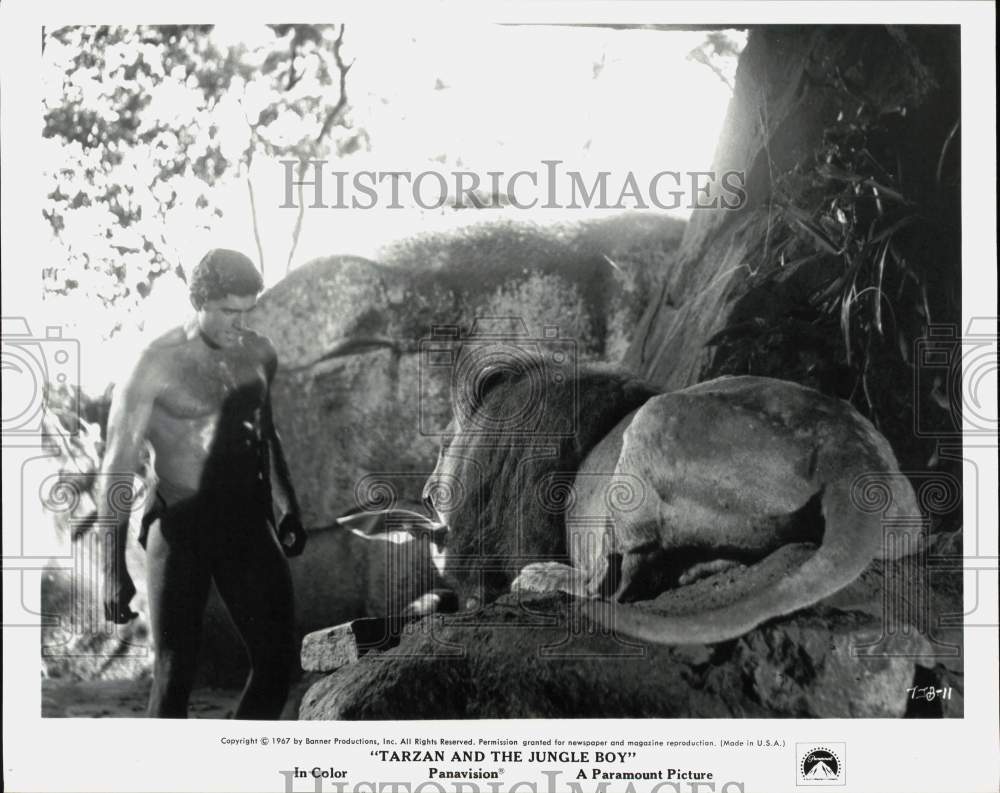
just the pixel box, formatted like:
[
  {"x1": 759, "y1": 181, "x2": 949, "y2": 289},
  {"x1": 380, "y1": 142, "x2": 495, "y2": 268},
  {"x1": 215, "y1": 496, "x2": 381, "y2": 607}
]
[
  {"x1": 803, "y1": 751, "x2": 839, "y2": 780},
  {"x1": 796, "y1": 743, "x2": 846, "y2": 787}
]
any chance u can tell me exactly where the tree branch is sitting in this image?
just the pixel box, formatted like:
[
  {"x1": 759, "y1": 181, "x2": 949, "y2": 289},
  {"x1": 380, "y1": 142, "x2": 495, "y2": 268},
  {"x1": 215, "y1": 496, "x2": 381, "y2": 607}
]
[
  {"x1": 247, "y1": 173, "x2": 266, "y2": 278},
  {"x1": 286, "y1": 24, "x2": 353, "y2": 275},
  {"x1": 316, "y1": 25, "x2": 353, "y2": 144}
]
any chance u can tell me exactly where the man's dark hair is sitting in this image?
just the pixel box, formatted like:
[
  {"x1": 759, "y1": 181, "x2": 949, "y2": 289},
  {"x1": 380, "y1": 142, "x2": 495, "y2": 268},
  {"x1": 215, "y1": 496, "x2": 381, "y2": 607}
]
[{"x1": 189, "y1": 249, "x2": 264, "y2": 309}]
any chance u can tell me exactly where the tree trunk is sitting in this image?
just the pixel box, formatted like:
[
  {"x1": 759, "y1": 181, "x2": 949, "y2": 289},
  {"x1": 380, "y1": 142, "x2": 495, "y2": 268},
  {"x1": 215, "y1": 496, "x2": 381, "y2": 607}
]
[{"x1": 625, "y1": 26, "x2": 960, "y2": 403}]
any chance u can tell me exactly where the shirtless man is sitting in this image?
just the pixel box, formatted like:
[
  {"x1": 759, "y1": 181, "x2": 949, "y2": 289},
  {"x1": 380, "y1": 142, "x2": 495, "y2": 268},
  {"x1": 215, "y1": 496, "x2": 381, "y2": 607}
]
[{"x1": 98, "y1": 249, "x2": 306, "y2": 719}]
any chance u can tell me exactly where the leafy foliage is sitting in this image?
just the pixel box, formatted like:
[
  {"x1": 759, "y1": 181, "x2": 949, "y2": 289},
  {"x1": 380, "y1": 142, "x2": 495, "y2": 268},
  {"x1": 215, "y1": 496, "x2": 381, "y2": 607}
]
[{"x1": 42, "y1": 25, "x2": 358, "y2": 316}]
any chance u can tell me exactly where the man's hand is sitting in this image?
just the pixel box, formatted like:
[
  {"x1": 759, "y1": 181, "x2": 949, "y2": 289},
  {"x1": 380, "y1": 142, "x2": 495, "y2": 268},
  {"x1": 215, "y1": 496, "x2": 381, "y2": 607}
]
[
  {"x1": 277, "y1": 513, "x2": 308, "y2": 557},
  {"x1": 104, "y1": 568, "x2": 139, "y2": 624}
]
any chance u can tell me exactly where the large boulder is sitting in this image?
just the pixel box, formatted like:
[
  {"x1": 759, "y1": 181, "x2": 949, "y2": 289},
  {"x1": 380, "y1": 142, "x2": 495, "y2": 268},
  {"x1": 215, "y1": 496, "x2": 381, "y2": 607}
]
[
  {"x1": 298, "y1": 531, "x2": 963, "y2": 720},
  {"x1": 298, "y1": 595, "x2": 929, "y2": 720},
  {"x1": 253, "y1": 215, "x2": 682, "y2": 529}
]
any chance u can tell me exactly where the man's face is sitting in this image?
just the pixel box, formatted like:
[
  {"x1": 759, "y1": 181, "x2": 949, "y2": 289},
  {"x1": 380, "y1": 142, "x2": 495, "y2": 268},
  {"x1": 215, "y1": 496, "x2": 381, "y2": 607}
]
[{"x1": 196, "y1": 293, "x2": 258, "y2": 348}]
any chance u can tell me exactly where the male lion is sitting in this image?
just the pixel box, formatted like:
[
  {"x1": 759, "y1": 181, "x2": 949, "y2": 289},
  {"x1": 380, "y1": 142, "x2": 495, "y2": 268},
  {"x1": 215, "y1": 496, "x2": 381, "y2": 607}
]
[{"x1": 366, "y1": 360, "x2": 922, "y2": 646}]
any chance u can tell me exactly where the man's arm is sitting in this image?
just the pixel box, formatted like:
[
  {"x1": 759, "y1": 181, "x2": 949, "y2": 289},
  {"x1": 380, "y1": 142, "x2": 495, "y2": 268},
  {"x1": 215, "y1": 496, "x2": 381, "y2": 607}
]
[
  {"x1": 98, "y1": 351, "x2": 160, "y2": 622},
  {"x1": 260, "y1": 339, "x2": 306, "y2": 555}
]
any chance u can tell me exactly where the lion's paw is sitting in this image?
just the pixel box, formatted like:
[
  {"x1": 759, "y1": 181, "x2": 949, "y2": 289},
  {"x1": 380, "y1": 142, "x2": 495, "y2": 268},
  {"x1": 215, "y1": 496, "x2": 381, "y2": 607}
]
[{"x1": 512, "y1": 562, "x2": 587, "y2": 597}]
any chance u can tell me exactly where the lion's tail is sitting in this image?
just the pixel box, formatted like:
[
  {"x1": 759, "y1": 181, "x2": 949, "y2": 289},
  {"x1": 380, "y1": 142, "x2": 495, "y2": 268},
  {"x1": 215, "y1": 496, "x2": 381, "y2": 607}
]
[{"x1": 583, "y1": 475, "x2": 921, "y2": 646}]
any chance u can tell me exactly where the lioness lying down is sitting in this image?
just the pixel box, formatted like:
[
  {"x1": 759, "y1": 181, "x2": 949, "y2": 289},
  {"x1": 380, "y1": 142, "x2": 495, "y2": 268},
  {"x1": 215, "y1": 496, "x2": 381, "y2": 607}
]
[{"x1": 344, "y1": 362, "x2": 921, "y2": 646}]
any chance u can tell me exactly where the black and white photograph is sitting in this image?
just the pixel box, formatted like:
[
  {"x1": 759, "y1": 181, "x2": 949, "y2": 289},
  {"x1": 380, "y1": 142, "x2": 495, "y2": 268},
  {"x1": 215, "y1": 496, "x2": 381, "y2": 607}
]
[{"x1": 2, "y1": 3, "x2": 997, "y2": 793}]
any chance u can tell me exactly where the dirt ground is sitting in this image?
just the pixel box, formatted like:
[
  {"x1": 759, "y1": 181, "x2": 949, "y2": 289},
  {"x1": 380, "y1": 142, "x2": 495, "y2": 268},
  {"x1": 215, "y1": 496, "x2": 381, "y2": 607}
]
[{"x1": 41, "y1": 678, "x2": 309, "y2": 719}]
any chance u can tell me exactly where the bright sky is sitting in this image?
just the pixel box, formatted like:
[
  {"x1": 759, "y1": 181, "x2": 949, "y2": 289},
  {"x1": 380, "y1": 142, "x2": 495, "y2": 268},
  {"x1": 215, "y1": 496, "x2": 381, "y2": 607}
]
[{"x1": 210, "y1": 23, "x2": 743, "y2": 274}]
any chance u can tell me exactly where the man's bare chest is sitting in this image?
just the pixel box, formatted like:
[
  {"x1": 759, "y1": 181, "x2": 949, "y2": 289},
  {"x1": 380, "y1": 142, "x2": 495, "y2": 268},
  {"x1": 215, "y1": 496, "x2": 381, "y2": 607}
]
[{"x1": 155, "y1": 350, "x2": 268, "y2": 419}]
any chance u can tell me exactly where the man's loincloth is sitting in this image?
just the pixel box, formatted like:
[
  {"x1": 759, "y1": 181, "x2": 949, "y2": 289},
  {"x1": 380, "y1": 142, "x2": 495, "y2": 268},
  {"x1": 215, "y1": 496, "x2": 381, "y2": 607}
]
[{"x1": 139, "y1": 456, "x2": 274, "y2": 550}]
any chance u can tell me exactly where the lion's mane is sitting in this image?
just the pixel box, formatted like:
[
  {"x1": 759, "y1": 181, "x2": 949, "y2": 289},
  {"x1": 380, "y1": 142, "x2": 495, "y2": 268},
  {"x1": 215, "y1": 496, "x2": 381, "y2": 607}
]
[{"x1": 442, "y1": 360, "x2": 660, "y2": 603}]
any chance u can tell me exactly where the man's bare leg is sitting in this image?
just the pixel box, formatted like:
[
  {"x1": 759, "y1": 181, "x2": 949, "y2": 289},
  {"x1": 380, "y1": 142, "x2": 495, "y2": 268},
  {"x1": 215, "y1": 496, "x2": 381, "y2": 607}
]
[
  {"x1": 144, "y1": 506, "x2": 212, "y2": 718},
  {"x1": 213, "y1": 519, "x2": 295, "y2": 720}
]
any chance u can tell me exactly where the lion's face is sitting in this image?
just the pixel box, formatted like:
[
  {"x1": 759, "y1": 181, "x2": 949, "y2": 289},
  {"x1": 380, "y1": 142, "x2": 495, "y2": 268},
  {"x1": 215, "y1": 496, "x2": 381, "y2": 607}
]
[
  {"x1": 421, "y1": 421, "x2": 459, "y2": 526},
  {"x1": 419, "y1": 394, "x2": 576, "y2": 609},
  {"x1": 420, "y1": 361, "x2": 660, "y2": 612},
  {"x1": 421, "y1": 419, "x2": 486, "y2": 608}
]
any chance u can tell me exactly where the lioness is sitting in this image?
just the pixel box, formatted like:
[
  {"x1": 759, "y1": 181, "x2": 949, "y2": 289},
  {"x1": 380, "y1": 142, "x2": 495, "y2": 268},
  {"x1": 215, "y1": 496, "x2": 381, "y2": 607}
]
[{"x1": 371, "y1": 362, "x2": 922, "y2": 645}]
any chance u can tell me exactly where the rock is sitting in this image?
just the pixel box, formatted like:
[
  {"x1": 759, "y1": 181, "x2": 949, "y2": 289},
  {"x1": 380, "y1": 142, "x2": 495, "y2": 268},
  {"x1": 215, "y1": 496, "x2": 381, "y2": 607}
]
[
  {"x1": 252, "y1": 216, "x2": 683, "y2": 532},
  {"x1": 301, "y1": 618, "x2": 406, "y2": 673},
  {"x1": 932, "y1": 663, "x2": 964, "y2": 719},
  {"x1": 298, "y1": 593, "x2": 931, "y2": 719},
  {"x1": 722, "y1": 612, "x2": 927, "y2": 718},
  {"x1": 251, "y1": 256, "x2": 393, "y2": 370}
]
